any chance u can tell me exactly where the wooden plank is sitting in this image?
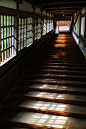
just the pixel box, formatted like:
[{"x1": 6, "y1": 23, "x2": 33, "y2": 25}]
[
  {"x1": 10, "y1": 90, "x2": 86, "y2": 106},
  {"x1": 0, "y1": 110, "x2": 86, "y2": 129},
  {"x1": 2, "y1": 98, "x2": 86, "y2": 118}
]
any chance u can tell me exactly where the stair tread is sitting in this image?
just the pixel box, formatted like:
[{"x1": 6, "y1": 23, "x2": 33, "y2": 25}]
[
  {"x1": 22, "y1": 73, "x2": 86, "y2": 81},
  {"x1": 10, "y1": 90, "x2": 86, "y2": 104},
  {"x1": 31, "y1": 65, "x2": 86, "y2": 69},
  {"x1": 16, "y1": 83, "x2": 86, "y2": 94},
  {"x1": 0, "y1": 109, "x2": 86, "y2": 129},
  {"x1": 21, "y1": 78, "x2": 86, "y2": 85},
  {"x1": 27, "y1": 84, "x2": 86, "y2": 92},
  {"x1": 26, "y1": 69, "x2": 86, "y2": 74},
  {"x1": 32, "y1": 62, "x2": 86, "y2": 66},
  {"x1": 29, "y1": 66, "x2": 86, "y2": 71},
  {"x1": 2, "y1": 98, "x2": 86, "y2": 117},
  {"x1": 36, "y1": 59, "x2": 86, "y2": 63}
]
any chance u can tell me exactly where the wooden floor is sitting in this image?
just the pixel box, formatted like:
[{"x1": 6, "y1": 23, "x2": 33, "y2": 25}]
[{"x1": 0, "y1": 34, "x2": 86, "y2": 129}]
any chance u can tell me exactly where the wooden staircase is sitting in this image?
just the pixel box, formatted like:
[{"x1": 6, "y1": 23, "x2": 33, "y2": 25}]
[{"x1": 0, "y1": 34, "x2": 86, "y2": 129}]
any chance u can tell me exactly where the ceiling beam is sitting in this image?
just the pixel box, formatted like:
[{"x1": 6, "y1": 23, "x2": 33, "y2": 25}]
[
  {"x1": 35, "y1": 0, "x2": 86, "y2": 5},
  {"x1": 45, "y1": 6, "x2": 83, "y2": 10},
  {"x1": 53, "y1": 12, "x2": 75, "y2": 14},
  {"x1": 42, "y1": 3, "x2": 86, "y2": 10},
  {"x1": 48, "y1": 10, "x2": 77, "y2": 12},
  {"x1": 47, "y1": 7, "x2": 81, "y2": 11}
]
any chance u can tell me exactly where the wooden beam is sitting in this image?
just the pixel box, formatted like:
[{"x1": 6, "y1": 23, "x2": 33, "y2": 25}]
[
  {"x1": 23, "y1": 0, "x2": 34, "y2": 4},
  {"x1": 48, "y1": 10, "x2": 76, "y2": 13},
  {"x1": 42, "y1": 3, "x2": 86, "y2": 9},
  {"x1": 13, "y1": 0, "x2": 22, "y2": 4},
  {"x1": 35, "y1": 1, "x2": 86, "y2": 6},
  {"x1": 45, "y1": 7, "x2": 82, "y2": 11},
  {"x1": 47, "y1": 8, "x2": 81, "y2": 12}
]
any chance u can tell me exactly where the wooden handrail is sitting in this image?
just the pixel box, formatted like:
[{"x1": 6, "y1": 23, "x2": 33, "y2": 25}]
[
  {"x1": 79, "y1": 37, "x2": 86, "y2": 46},
  {"x1": 72, "y1": 30, "x2": 79, "y2": 38},
  {"x1": 72, "y1": 30, "x2": 86, "y2": 46}
]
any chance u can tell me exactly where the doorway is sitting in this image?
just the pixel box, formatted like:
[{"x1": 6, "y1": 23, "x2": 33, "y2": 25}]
[{"x1": 56, "y1": 21, "x2": 71, "y2": 34}]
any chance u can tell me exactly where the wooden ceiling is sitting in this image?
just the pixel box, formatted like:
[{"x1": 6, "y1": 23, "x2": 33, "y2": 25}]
[
  {"x1": 34, "y1": 0, "x2": 86, "y2": 15},
  {"x1": 25, "y1": 0, "x2": 86, "y2": 20}
]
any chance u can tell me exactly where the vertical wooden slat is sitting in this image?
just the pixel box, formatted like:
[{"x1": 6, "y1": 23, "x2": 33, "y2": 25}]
[
  {"x1": 12, "y1": 16, "x2": 14, "y2": 55},
  {"x1": 23, "y1": 18, "x2": 24, "y2": 48},
  {"x1": 26, "y1": 17, "x2": 27, "y2": 46},
  {"x1": 46, "y1": 19, "x2": 47, "y2": 34},
  {"x1": 37, "y1": 19, "x2": 38, "y2": 39},
  {"x1": 11, "y1": 16, "x2": 12, "y2": 56},
  {"x1": 4, "y1": 16, "x2": 6, "y2": 60},
  {"x1": 6, "y1": 16, "x2": 7, "y2": 60},
  {"x1": 16, "y1": 2, "x2": 19, "y2": 55},
  {"x1": 3, "y1": 15, "x2": 4, "y2": 62},
  {"x1": 33, "y1": 18, "x2": 35, "y2": 43},
  {"x1": 0, "y1": 15, "x2": 1, "y2": 64},
  {"x1": 20, "y1": 18, "x2": 21, "y2": 50},
  {"x1": 4, "y1": 16, "x2": 7, "y2": 60},
  {"x1": 13, "y1": 17, "x2": 17, "y2": 55},
  {"x1": 8, "y1": 16, "x2": 10, "y2": 58},
  {"x1": 18, "y1": 18, "x2": 19, "y2": 50},
  {"x1": 41, "y1": 19, "x2": 42, "y2": 37},
  {"x1": 49, "y1": 19, "x2": 50, "y2": 32},
  {"x1": 9, "y1": 17, "x2": 11, "y2": 58}
]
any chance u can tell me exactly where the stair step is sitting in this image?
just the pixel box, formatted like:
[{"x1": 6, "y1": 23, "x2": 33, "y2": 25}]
[
  {"x1": 22, "y1": 73, "x2": 86, "y2": 81},
  {"x1": 36, "y1": 59, "x2": 86, "y2": 64},
  {"x1": 29, "y1": 66, "x2": 86, "y2": 71},
  {"x1": 32, "y1": 62, "x2": 86, "y2": 67},
  {"x1": 0, "y1": 109, "x2": 86, "y2": 129},
  {"x1": 2, "y1": 98, "x2": 86, "y2": 118},
  {"x1": 20, "y1": 78, "x2": 86, "y2": 87},
  {"x1": 10, "y1": 90, "x2": 86, "y2": 105},
  {"x1": 16, "y1": 84, "x2": 86, "y2": 95},
  {"x1": 25, "y1": 69, "x2": 86, "y2": 76}
]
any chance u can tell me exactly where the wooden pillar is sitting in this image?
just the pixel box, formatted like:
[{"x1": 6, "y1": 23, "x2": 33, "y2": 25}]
[
  {"x1": 16, "y1": 2, "x2": 19, "y2": 55},
  {"x1": 13, "y1": 0, "x2": 22, "y2": 55},
  {"x1": 32, "y1": 5, "x2": 36, "y2": 43},
  {"x1": 41, "y1": 9, "x2": 43, "y2": 38},
  {"x1": 46, "y1": 11, "x2": 47, "y2": 33},
  {"x1": 84, "y1": 8, "x2": 86, "y2": 38},
  {"x1": 79, "y1": 11, "x2": 81, "y2": 43}
]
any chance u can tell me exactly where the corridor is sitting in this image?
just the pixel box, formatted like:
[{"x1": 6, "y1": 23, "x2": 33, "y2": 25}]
[{"x1": 0, "y1": 34, "x2": 86, "y2": 129}]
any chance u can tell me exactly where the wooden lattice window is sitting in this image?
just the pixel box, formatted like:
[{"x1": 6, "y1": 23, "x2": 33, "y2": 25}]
[
  {"x1": 34, "y1": 19, "x2": 38, "y2": 40},
  {"x1": 51, "y1": 20, "x2": 53, "y2": 30},
  {"x1": 0, "y1": 15, "x2": 15, "y2": 65},
  {"x1": 81, "y1": 17, "x2": 85, "y2": 36},
  {"x1": 27, "y1": 17, "x2": 34, "y2": 46},
  {"x1": 47, "y1": 19, "x2": 50, "y2": 33},
  {"x1": 49, "y1": 20, "x2": 52, "y2": 31},
  {"x1": 43, "y1": 19, "x2": 47, "y2": 35},
  {"x1": 37, "y1": 18, "x2": 42, "y2": 39},
  {"x1": 18, "y1": 18, "x2": 27, "y2": 50}
]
